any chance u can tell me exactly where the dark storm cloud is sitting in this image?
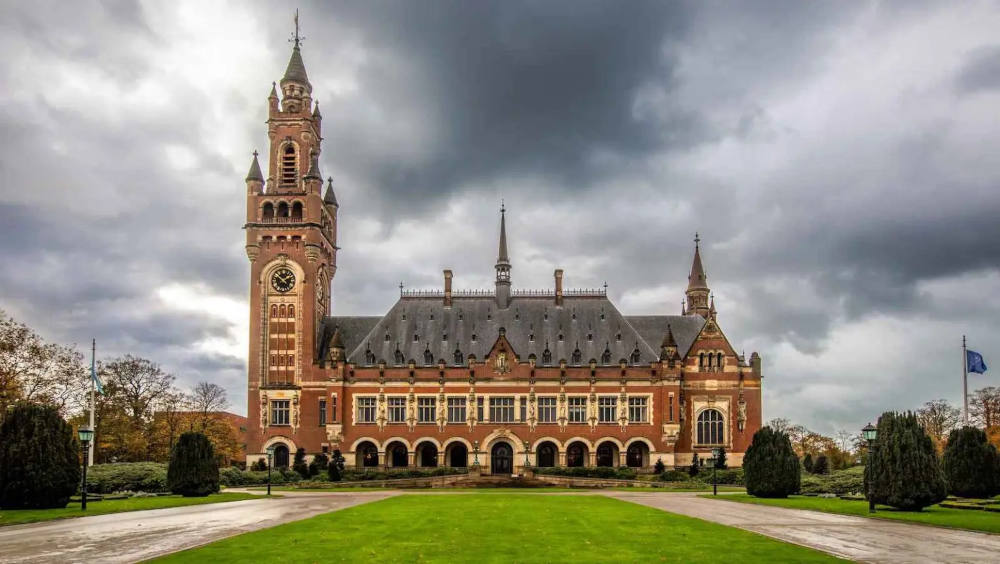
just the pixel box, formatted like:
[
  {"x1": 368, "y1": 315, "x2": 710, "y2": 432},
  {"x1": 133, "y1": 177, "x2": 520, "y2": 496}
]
[{"x1": 2, "y1": 1, "x2": 1000, "y2": 434}]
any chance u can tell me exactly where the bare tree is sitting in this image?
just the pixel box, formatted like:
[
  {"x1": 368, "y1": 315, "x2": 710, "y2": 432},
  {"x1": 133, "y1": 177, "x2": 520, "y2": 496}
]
[
  {"x1": 970, "y1": 387, "x2": 1000, "y2": 430},
  {"x1": 189, "y1": 381, "x2": 228, "y2": 430},
  {"x1": 916, "y1": 399, "x2": 961, "y2": 446},
  {"x1": 835, "y1": 429, "x2": 854, "y2": 452}
]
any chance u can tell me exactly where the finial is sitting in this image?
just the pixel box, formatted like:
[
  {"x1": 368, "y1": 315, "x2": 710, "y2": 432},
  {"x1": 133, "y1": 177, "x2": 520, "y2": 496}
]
[
  {"x1": 399, "y1": 281, "x2": 404, "y2": 295},
  {"x1": 694, "y1": 232, "x2": 700, "y2": 246},
  {"x1": 501, "y1": 198, "x2": 505, "y2": 214},
  {"x1": 252, "y1": 150, "x2": 258, "y2": 158},
  {"x1": 290, "y1": 9, "x2": 305, "y2": 48}
]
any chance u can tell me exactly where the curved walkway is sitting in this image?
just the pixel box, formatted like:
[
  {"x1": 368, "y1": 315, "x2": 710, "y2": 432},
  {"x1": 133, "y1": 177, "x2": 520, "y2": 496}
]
[
  {"x1": 606, "y1": 492, "x2": 1000, "y2": 563},
  {"x1": 0, "y1": 490, "x2": 397, "y2": 563}
]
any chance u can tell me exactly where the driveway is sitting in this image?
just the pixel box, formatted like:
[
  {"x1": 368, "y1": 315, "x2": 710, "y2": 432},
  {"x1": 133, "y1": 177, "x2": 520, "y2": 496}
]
[
  {"x1": 0, "y1": 490, "x2": 397, "y2": 563},
  {"x1": 606, "y1": 491, "x2": 1000, "y2": 563}
]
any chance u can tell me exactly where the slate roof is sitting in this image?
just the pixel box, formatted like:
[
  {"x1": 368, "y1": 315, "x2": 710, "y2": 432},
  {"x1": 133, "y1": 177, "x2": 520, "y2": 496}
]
[
  {"x1": 327, "y1": 295, "x2": 706, "y2": 367},
  {"x1": 281, "y1": 43, "x2": 311, "y2": 91}
]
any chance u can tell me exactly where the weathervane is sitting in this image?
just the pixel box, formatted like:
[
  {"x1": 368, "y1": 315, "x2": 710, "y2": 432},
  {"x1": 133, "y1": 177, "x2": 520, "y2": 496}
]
[{"x1": 290, "y1": 9, "x2": 305, "y2": 47}]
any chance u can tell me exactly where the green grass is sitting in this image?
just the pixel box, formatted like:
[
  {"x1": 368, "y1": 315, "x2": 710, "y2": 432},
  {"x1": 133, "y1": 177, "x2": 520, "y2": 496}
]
[
  {"x1": 708, "y1": 494, "x2": 1000, "y2": 535},
  {"x1": 153, "y1": 494, "x2": 839, "y2": 563},
  {"x1": 0, "y1": 492, "x2": 261, "y2": 527},
  {"x1": 247, "y1": 485, "x2": 745, "y2": 493}
]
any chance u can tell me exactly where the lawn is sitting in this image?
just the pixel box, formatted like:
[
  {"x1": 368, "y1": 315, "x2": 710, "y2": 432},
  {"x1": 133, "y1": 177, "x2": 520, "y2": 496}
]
[
  {"x1": 0, "y1": 492, "x2": 261, "y2": 527},
  {"x1": 153, "y1": 493, "x2": 839, "y2": 563},
  {"x1": 248, "y1": 485, "x2": 745, "y2": 493},
  {"x1": 708, "y1": 494, "x2": 1000, "y2": 535}
]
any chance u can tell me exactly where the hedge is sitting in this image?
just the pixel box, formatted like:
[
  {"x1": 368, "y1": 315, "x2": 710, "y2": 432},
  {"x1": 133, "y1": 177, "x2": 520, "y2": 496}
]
[
  {"x1": 799, "y1": 466, "x2": 865, "y2": 495},
  {"x1": 219, "y1": 466, "x2": 303, "y2": 486},
  {"x1": 534, "y1": 467, "x2": 638, "y2": 480},
  {"x1": 86, "y1": 462, "x2": 169, "y2": 493}
]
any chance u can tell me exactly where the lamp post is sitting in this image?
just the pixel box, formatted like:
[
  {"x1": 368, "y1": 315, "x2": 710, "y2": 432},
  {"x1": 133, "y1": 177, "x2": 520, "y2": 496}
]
[
  {"x1": 77, "y1": 425, "x2": 94, "y2": 511},
  {"x1": 265, "y1": 446, "x2": 275, "y2": 496},
  {"x1": 862, "y1": 423, "x2": 878, "y2": 514},
  {"x1": 711, "y1": 447, "x2": 721, "y2": 496},
  {"x1": 523, "y1": 441, "x2": 531, "y2": 469},
  {"x1": 472, "y1": 440, "x2": 480, "y2": 466}
]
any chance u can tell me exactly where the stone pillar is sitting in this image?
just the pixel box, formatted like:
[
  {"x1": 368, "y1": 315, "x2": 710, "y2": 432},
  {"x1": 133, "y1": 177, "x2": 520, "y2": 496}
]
[
  {"x1": 554, "y1": 269, "x2": 564, "y2": 306},
  {"x1": 437, "y1": 451, "x2": 446, "y2": 467},
  {"x1": 558, "y1": 451, "x2": 566, "y2": 466},
  {"x1": 378, "y1": 451, "x2": 386, "y2": 466},
  {"x1": 588, "y1": 452, "x2": 596, "y2": 467},
  {"x1": 408, "y1": 451, "x2": 415, "y2": 466}
]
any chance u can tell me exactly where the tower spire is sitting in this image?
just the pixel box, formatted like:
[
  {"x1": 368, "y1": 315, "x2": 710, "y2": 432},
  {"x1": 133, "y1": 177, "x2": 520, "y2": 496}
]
[
  {"x1": 245, "y1": 150, "x2": 264, "y2": 183},
  {"x1": 685, "y1": 232, "x2": 711, "y2": 317},
  {"x1": 280, "y1": 10, "x2": 312, "y2": 97},
  {"x1": 495, "y1": 203, "x2": 511, "y2": 309}
]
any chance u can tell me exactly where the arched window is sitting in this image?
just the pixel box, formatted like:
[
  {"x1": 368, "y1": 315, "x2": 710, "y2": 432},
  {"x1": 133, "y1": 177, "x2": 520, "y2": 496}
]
[
  {"x1": 717, "y1": 352, "x2": 723, "y2": 368},
  {"x1": 454, "y1": 348, "x2": 463, "y2": 366},
  {"x1": 277, "y1": 201, "x2": 289, "y2": 218},
  {"x1": 699, "y1": 352, "x2": 705, "y2": 367},
  {"x1": 542, "y1": 348, "x2": 552, "y2": 365},
  {"x1": 288, "y1": 305, "x2": 295, "y2": 318},
  {"x1": 280, "y1": 145, "x2": 297, "y2": 185},
  {"x1": 271, "y1": 304, "x2": 278, "y2": 318},
  {"x1": 291, "y1": 202, "x2": 303, "y2": 220},
  {"x1": 279, "y1": 304, "x2": 286, "y2": 317},
  {"x1": 262, "y1": 202, "x2": 274, "y2": 221},
  {"x1": 630, "y1": 348, "x2": 641, "y2": 365},
  {"x1": 697, "y1": 409, "x2": 725, "y2": 445},
  {"x1": 571, "y1": 346, "x2": 582, "y2": 365},
  {"x1": 287, "y1": 354, "x2": 293, "y2": 366}
]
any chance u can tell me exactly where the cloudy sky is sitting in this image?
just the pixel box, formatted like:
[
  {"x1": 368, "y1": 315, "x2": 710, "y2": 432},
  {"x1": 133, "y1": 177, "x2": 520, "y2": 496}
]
[{"x1": 2, "y1": 1, "x2": 999, "y2": 436}]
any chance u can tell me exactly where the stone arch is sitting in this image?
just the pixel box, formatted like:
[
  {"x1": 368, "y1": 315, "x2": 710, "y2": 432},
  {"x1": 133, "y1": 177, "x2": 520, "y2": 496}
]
[
  {"x1": 414, "y1": 439, "x2": 439, "y2": 468},
  {"x1": 349, "y1": 436, "x2": 381, "y2": 452},
  {"x1": 262, "y1": 435, "x2": 297, "y2": 453},
  {"x1": 354, "y1": 440, "x2": 380, "y2": 468},
  {"x1": 442, "y1": 437, "x2": 472, "y2": 450},
  {"x1": 624, "y1": 436, "x2": 655, "y2": 451},
  {"x1": 534, "y1": 440, "x2": 559, "y2": 468},
  {"x1": 382, "y1": 436, "x2": 412, "y2": 451},
  {"x1": 482, "y1": 429, "x2": 526, "y2": 454},
  {"x1": 531, "y1": 436, "x2": 563, "y2": 452},
  {"x1": 624, "y1": 438, "x2": 652, "y2": 468},
  {"x1": 565, "y1": 439, "x2": 590, "y2": 467},
  {"x1": 594, "y1": 436, "x2": 625, "y2": 450},
  {"x1": 595, "y1": 439, "x2": 620, "y2": 467},
  {"x1": 384, "y1": 439, "x2": 410, "y2": 468},
  {"x1": 443, "y1": 438, "x2": 470, "y2": 468},
  {"x1": 562, "y1": 436, "x2": 593, "y2": 451}
]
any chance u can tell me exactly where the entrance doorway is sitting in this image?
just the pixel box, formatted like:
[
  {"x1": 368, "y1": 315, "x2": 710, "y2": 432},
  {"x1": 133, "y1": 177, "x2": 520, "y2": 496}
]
[
  {"x1": 449, "y1": 444, "x2": 468, "y2": 467},
  {"x1": 491, "y1": 442, "x2": 513, "y2": 475},
  {"x1": 272, "y1": 444, "x2": 290, "y2": 468}
]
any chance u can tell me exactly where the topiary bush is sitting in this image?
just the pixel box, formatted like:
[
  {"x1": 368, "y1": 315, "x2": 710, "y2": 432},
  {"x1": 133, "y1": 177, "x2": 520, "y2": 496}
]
[
  {"x1": 659, "y1": 469, "x2": 691, "y2": 482},
  {"x1": 292, "y1": 448, "x2": 310, "y2": 479},
  {"x1": 942, "y1": 426, "x2": 1000, "y2": 498},
  {"x1": 812, "y1": 454, "x2": 829, "y2": 475},
  {"x1": 799, "y1": 466, "x2": 865, "y2": 495},
  {"x1": 309, "y1": 452, "x2": 329, "y2": 477},
  {"x1": 653, "y1": 458, "x2": 666, "y2": 474},
  {"x1": 167, "y1": 431, "x2": 220, "y2": 497},
  {"x1": 689, "y1": 453, "x2": 700, "y2": 477},
  {"x1": 328, "y1": 450, "x2": 345, "y2": 482},
  {"x1": 250, "y1": 458, "x2": 267, "y2": 471},
  {"x1": 0, "y1": 403, "x2": 81, "y2": 509},
  {"x1": 865, "y1": 411, "x2": 947, "y2": 511},
  {"x1": 802, "y1": 453, "x2": 814, "y2": 473},
  {"x1": 86, "y1": 462, "x2": 168, "y2": 493},
  {"x1": 744, "y1": 426, "x2": 800, "y2": 498}
]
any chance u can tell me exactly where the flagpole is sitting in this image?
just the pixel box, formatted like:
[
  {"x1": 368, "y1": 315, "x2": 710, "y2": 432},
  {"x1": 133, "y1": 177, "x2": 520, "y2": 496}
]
[
  {"x1": 90, "y1": 338, "x2": 96, "y2": 466},
  {"x1": 962, "y1": 335, "x2": 969, "y2": 426}
]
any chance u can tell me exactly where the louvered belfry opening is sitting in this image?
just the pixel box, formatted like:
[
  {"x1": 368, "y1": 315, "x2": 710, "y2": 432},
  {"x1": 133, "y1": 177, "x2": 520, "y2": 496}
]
[{"x1": 280, "y1": 145, "x2": 297, "y2": 185}]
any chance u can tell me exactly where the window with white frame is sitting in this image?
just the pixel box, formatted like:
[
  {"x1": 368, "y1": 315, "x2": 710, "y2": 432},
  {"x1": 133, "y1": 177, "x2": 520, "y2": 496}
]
[
  {"x1": 447, "y1": 397, "x2": 466, "y2": 423},
  {"x1": 388, "y1": 396, "x2": 406, "y2": 423},
  {"x1": 418, "y1": 397, "x2": 436, "y2": 423},
  {"x1": 628, "y1": 396, "x2": 648, "y2": 423},
  {"x1": 598, "y1": 396, "x2": 617, "y2": 423},
  {"x1": 519, "y1": 396, "x2": 527, "y2": 421},
  {"x1": 568, "y1": 397, "x2": 587, "y2": 423},
  {"x1": 271, "y1": 400, "x2": 290, "y2": 426},
  {"x1": 356, "y1": 397, "x2": 376, "y2": 424},
  {"x1": 489, "y1": 397, "x2": 515, "y2": 423},
  {"x1": 537, "y1": 397, "x2": 557, "y2": 423}
]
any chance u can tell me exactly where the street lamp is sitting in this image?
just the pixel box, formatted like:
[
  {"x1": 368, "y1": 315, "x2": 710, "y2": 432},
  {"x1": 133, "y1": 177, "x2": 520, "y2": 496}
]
[
  {"x1": 711, "y1": 447, "x2": 721, "y2": 496},
  {"x1": 472, "y1": 440, "x2": 480, "y2": 466},
  {"x1": 77, "y1": 425, "x2": 94, "y2": 511},
  {"x1": 862, "y1": 423, "x2": 878, "y2": 514},
  {"x1": 523, "y1": 441, "x2": 531, "y2": 469},
  {"x1": 265, "y1": 446, "x2": 275, "y2": 496}
]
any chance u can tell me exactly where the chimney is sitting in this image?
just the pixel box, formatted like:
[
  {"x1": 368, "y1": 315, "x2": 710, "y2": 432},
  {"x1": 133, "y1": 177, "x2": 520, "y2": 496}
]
[
  {"x1": 443, "y1": 269, "x2": 453, "y2": 307},
  {"x1": 554, "y1": 269, "x2": 564, "y2": 306}
]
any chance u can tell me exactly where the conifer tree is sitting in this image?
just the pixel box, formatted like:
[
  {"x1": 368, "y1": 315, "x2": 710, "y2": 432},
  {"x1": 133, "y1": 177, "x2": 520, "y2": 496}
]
[
  {"x1": 689, "y1": 452, "x2": 700, "y2": 477},
  {"x1": 813, "y1": 454, "x2": 829, "y2": 475},
  {"x1": 167, "y1": 431, "x2": 219, "y2": 497},
  {"x1": 309, "y1": 452, "x2": 329, "y2": 477},
  {"x1": 0, "y1": 403, "x2": 80, "y2": 509},
  {"x1": 328, "y1": 449, "x2": 346, "y2": 482},
  {"x1": 802, "y1": 452, "x2": 814, "y2": 473},
  {"x1": 865, "y1": 411, "x2": 947, "y2": 510},
  {"x1": 653, "y1": 458, "x2": 666, "y2": 474},
  {"x1": 744, "y1": 426, "x2": 800, "y2": 498},
  {"x1": 942, "y1": 426, "x2": 1000, "y2": 498},
  {"x1": 715, "y1": 447, "x2": 728, "y2": 469}
]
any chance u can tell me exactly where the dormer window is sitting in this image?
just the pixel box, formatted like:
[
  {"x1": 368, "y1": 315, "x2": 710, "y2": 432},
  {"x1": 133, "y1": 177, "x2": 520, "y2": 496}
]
[
  {"x1": 616, "y1": 333, "x2": 622, "y2": 342},
  {"x1": 442, "y1": 334, "x2": 448, "y2": 341},
  {"x1": 601, "y1": 346, "x2": 612, "y2": 364},
  {"x1": 630, "y1": 347, "x2": 641, "y2": 364},
  {"x1": 571, "y1": 347, "x2": 582, "y2": 365},
  {"x1": 413, "y1": 334, "x2": 419, "y2": 342},
  {"x1": 454, "y1": 348, "x2": 463, "y2": 365},
  {"x1": 394, "y1": 349, "x2": 404, "y2": 365},
  {"x1": 542, "y1": 347, "x2": 552, "y2": 365},
  {"x1": 471, "y1": 334, "x2": 477, "y2": 342},
  {"x1": 424, "y1": 347, "x2": 434, "y2": 365},
  {"x1": 385, "y1": 333, "x2": 390, "y2": 342},
  {"x1": 365, "y1": 347, "x2": 375, "y2": 365},
  {"x1": 587, "y1": 333, "x2": 593, "y2": 341},
  {"x1": 280, "y1": 144, "x2": 297, "y2": 185}
]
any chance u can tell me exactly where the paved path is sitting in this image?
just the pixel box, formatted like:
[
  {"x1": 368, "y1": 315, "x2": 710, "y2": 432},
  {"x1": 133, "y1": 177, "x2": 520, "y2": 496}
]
[
  {"x1": 606, "y1": 492, "x2": 1000, "y2": 563},
  {"x1": 0, "y1": 491, "x2": 397, "y2": 563}
]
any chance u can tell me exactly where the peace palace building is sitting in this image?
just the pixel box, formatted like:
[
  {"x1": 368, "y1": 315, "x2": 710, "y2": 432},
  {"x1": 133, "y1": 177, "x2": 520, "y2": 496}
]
[{"x1": 243, "y1": 36, "x2": 763, "y2": 473}]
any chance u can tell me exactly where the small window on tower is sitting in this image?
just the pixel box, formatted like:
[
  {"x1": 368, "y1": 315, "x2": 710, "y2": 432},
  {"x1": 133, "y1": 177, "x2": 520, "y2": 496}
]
[
  {"x1": 288, "y1": 305, "x2": 295, "y2": 318},
  {"x1": 279, "y1": 304, "x2": 286, "y2": 317},
  {"x1": 281, "y1": 145, "x2": 297, "y2": 185},
  {"x1": 271, "y1": 305, "x2": 278, "y2": 318}
]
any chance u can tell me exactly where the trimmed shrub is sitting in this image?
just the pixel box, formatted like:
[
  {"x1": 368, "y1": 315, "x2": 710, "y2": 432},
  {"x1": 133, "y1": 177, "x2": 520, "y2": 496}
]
[
  {"x1": 689, "y1": 453, "x2": 700, "y2": 477},
  {"x1": 942, "y1": 426, "x2": 1000, "y2": 498},
  {"x1": 219, "y1": 466, "x2": 245, "y2": 487},
  {"x1": 86, "y1": 462, "x2": 168, "y2": 493},
  {"x1": 865, "y1": 411, "x2": 947, "y2": 511},
  {"x1": 534, "y1": 467, "x2": 637, "y2": 480},
  {"x1": 715, "y1": 447, "x2": 728, "y2": 470},
  {"x1": 659, "y1": 469, "x2": 691, "y2": 482},
  {"x1": 744, "y1": 426, "x2": 800, "y2": 498},
  {"x1": 167, "y1": 432, "x2": 220, "y2": 497},
  {"x1": 813, "y1": 455, "x2": 829, "y2": 475},
  {"x1": 292, "y1": 448, "x2": 310, "y2": 479},
  {"x1": 309, "y1": 453, "x2": 329, "y2": 477},
  {"x1": 799, "y1": 466, "x2": 864, "y2": 495},
  {"x1": 802, "y1": 453, "x2": 814, "y2": 473},
  {"x1": 328, "y1": 450, "x2": 345, "y2": 482},
  {"x1": 250, "y1": 458, "x2": 267, "y2": 472},
  {"x1": 0, "y1": 403, "x2": 81, "y2": 509},
  {"x1": 653, "y1": 458, "x2": 666, "y2": 474},
  {"x1": 698, "y1": 468, "x2": 744, "y2": 486}
]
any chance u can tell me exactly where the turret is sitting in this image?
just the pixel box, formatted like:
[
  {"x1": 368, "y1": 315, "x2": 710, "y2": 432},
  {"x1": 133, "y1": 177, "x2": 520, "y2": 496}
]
[
  {"x1": 279, "y1": 11, "x2": 312, "y2": 113},
  {"x1": 245, "y1": 150, "x2": 264, "y2": 195},
  {"x1": 660, "y1": 324, "x2": 678, "y2": 362}
]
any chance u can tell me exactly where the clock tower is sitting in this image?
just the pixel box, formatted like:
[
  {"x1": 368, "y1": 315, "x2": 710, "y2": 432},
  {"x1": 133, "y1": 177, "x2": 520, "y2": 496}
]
[{"x1": 243, "y1": 22, "x2": 339, "y2": 420}]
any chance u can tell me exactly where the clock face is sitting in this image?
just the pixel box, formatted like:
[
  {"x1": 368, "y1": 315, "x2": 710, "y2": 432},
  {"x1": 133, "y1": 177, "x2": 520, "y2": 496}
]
[{"x1": 270, "y1": 268, "x2": 296, "y2": 293}]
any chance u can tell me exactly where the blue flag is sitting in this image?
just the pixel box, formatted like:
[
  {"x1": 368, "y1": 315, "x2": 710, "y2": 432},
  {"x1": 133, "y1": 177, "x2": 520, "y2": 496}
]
[
  {"x1": 967, "y1": 349, "x2": 988, "y2": 374},
  {"x1": 91, "y1": 357, "x2": 104, "y2": 394}
]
